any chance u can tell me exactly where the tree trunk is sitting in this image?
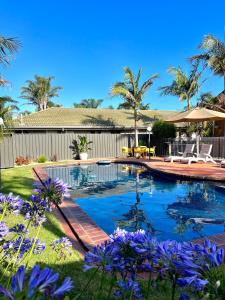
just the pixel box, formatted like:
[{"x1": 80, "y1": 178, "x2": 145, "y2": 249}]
[
  {"x1": 134, "y1": 109, "x2": 138, "y2": 147},
  {"x1": 187, "y1": 97, "x2": 191, "y2": 110}
]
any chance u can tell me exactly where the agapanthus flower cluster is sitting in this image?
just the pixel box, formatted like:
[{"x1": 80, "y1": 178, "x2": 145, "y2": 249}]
[
  {"x1": 50, "y1": 237, "x2": 72, "y2": 260},
  {"x1": 0, "y1": 222, "x2": 9, "y2": 241},
  {"x1": 0, "y1": 193, "x2": 23, "y2": 217},
  {"x1": 84, "y1": 228, "x2": 225, "y2": 299},
  {"x1": 33, "y1": 178, "x2": 70, "y2": 206},
  {"x1": 2, "y1": 237, "x2": 45, "y2": 261},
  {"x1": 22, "y1": 195, "x2": 48, "y2": 227},
  {"x1": 10, "y1": 223, "x2": 28, "y2": 235},
  {"x1": 0, "y1": 264, "x2": 73, "y2": 299},
  {"x1": 114, "y1": 279, "x2": 142, "y2": 299}
]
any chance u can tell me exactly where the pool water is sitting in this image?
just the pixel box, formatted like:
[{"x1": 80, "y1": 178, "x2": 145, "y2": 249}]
[{"x1": 46, "y1": 163, "x2": 225, "y2": 241}]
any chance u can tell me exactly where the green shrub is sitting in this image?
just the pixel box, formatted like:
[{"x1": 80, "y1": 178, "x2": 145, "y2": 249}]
[
  {"x1": 37, "y1": 155, "x2": 47, "y2": 163},
  {"x1": 152, "y1": 120, "x2": 176, "y2": 138}
]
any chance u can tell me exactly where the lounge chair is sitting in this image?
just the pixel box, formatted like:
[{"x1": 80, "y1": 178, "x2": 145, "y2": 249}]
[
  {"x1": 220, "y1": 160, "x2": 225, "y2": 168},
  {"x1": 164, "y1": 144, "x2": 195, "y2": 163},
  {"x1": 181, "y1": 144, "x2": 216, "y2": 165}
]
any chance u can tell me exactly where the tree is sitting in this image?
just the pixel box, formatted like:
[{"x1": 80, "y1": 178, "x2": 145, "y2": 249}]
[
  {"x1": 107, "y1": 105, "x2": 114, "y2": 109},
  {"x1": 0, "y1": 36, "x2": 21, "y2": 87},
  {"x1": 20, "y1": 110, "x2": 31, "y2": 116},
  {"x1": 197, "y1": 92, "x2": 218, "y2": 107},
  {"x1": 73, "y1": 99, "x2": 103, "y2": 109},
  {"x1": 0, "y1": 96, "x2": 19, "y2": 112},
  {"x1": 111, "y1": 67, "x2": 158, "y2": 146},
  {"x1": 47, "y1": 100, "x2": 62, "y2": 108},
  {"x1": 0, "y1": 36, "x2": 20, "y2": 66},
  {"x1": 20, "y1": 76, "x2": 62, "y2": 111},
  {"x1": 191, "y1": 34, "x2": 225, "y2": 90},
  {"x1": 159, "y1": 62, "x2": 203, "y2": 110},
  {"x1": 118, "y1": 102, "x2": 150, "y2": 110},
  {"x1": 152, "y1": 120, "x2": 176, "y2": 139}
]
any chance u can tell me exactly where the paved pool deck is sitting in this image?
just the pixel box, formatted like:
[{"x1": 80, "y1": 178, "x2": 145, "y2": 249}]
[{"x1": 33, "y1": 157, "x2": 225, "y2": 255}]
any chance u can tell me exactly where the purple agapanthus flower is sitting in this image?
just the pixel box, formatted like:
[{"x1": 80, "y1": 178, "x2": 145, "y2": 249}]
[
  {"x1": 50, "y1": 237, "x2": 72, "y2": 260},
  {"x1": 33, "y1": 178, "x2": 70, "y2": 206},
  {"x1": 0, "y1": 221, "x2": 9, "y2": 241},
  {"x1": 2, "y1": 237, "x2": 45, "y2": 261},
  {"x1": 10, "y1": 224, "x2": 28, "y2": 235},
  {"x1": 0, "y1": 193, "x2": 23, "y2": 216},
  {"x1": 84, "y1": 228, "x2": 224, "y2": 297},
  {"x1": 0, "y1": 264, "x2": 73, "y2": 299},
  {"x1": 22, "y1": 197, "x2": 47, "y2": 227},
  {"x1": 114, "y1": 279, "x2": 142, "y2": 299}
]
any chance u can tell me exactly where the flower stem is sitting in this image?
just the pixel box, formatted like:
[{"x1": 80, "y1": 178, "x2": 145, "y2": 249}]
[
  {"x1": 25, "y1": 223, "x2": 41, "y2": 267},
  {"x1": 97, "y1": 271, "x2": 105, "y2": 300},
  {"x1": 146, "y1": 272, "x2": 152, "y2": 300},
  {"x1": 75, "y1": 267, "x2": 99, "y2": 299},
  {"x1": 0, "y1": 205, "x2": 7, "y2": 221}
]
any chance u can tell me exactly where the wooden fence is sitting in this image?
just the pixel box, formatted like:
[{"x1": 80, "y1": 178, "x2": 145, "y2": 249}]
[{"x1": 0, "y1": 132, "x2": 128, "y2": 168}]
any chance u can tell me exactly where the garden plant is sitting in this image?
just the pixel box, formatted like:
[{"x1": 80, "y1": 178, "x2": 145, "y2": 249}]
[{"x1": 0, "y1": 175, "x2": 225, "y2": 299}]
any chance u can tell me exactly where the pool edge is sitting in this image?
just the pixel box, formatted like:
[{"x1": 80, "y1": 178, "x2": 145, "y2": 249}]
[{"x1": 33, "y1": 159, "x2": 225, "y2": 252}]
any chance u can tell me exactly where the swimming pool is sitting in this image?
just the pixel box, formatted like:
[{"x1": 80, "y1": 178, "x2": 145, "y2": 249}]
[{"x1": 46, "y1": 163, "x2": 225, "y2": 241}]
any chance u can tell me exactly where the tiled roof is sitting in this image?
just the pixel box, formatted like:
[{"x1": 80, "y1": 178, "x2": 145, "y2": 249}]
[{"x1": 14, "y1": 107, "x2": 178, "y2": 129}]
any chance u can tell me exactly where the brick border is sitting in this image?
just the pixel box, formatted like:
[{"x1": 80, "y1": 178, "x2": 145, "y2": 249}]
[
  {"x1": 33, "y1": 165, "x2": 109, "y2": 253},
  {"x1": 33, "y1": 158, "x2": 225, "y2": 252}
]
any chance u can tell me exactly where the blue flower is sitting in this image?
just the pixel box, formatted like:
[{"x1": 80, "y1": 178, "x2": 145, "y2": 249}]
[
  {"x1": 10, "y1": 223, "x2": 28, "y2": 235},
  {"x1": 33, "y1": 178, "x2": 70, "y2": 206},
  {"x1": 3, "y1": 237, "x2": 45, "y2": 261},
  {"x1": 0, "y1": 264, "x2": 73, "y2": 299},
  {"x1": 0, "y1": 221, "x2": 9, "y2": 240},
  {"x1": 0, "y1": 193, "x2": 23, "y2": 216},
  {"x1": 179, "y1": 292, "x2": 190, "y2": 300},
  {"x1": 50, "y1": 237, "x2": 72, "y2": 260},
  {"x1": 115, "y1": 279, "x2": 142, "y2": 299}
]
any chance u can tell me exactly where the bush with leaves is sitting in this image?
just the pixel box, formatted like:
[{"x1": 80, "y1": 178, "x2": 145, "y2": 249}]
[{"x1": 152, "y1": 120, "x2": 176, "y2": 139}]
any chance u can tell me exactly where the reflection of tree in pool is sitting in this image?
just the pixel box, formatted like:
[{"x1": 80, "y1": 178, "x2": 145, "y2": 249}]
[
  {"x1": 167, "y1": 182, "x2": 223, "y2": 237},
  {"x1": 70, "y1": 167, "x2": 93, "y2": 188},
  {"x1": 116, "y1": 174, "x2": 158, "y2": 235}
]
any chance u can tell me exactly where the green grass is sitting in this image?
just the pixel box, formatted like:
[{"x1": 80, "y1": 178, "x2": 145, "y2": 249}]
[
  {"x1": 1, "y1": 166, "x2": 86, "y2": 297},
  {"x1": 0, "y1": 166, "x2": 180, "y2": 299}
]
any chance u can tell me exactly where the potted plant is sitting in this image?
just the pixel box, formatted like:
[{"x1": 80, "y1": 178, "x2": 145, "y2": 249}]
[{"x1": 71, "y1": 135, "x2": 92, "y2": 160}]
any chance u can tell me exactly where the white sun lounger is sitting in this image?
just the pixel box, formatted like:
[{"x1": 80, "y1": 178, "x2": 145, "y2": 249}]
[
  {"x1": 181, "y1": 144, "x2": 216, "y2": 165},
  {"x1": 164, "y1": 144, "x2": 195, "y2": 163}
]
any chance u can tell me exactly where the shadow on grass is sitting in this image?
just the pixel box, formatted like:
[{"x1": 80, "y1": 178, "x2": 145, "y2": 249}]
[{"x1": 1, "y1": 174, "x2": 33, "y2": 200}]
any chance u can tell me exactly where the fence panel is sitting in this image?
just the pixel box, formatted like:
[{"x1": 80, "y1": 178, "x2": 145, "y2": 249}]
[{"x1": 0, "y1": 132, "x2": 129, "y2": 168}]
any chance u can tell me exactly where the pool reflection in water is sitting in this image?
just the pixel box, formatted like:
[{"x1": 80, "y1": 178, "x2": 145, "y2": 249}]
[{"x1": 46, "y1": 163, "x2": 225, "y2": 241}]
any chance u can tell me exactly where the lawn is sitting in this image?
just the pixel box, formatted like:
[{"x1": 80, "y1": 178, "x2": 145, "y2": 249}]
[
  {"x1": 0, "y1": 166, "x2": 179, "y2": 299},
  {"x1": 1, "y1": 166, "x2": 87, "y2": 297}
]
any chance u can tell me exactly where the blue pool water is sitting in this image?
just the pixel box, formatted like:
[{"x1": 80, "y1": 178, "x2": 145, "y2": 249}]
[{"x1": 46, "y1": 163, "x2": 225, "y2": 241}]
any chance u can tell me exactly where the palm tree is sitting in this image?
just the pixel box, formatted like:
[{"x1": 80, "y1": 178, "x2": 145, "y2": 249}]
[
  {"x1": 0, "y1": 36, "x2": 20, "y2": 66},
  {"x1": 159, "y1": 62, "x2": 203, "y2": 110},
  {"x1": 47, "y1": 100, "x2": 62, "y2": 108},
  {"x1": 118, "y1": 102, "x2": 150, "y2": 110},
  {"x1": 20, "y1": 76, "x2": 62, "y2": 111},
  {"x1": 191, "y1": 34, "x2": 225, "y2": 90},
  {"x1": 0, "y1": 96, "x2": 19, "y2": 112},
  {"x1": 197, "y1": 92, "x2": 218, "y2": 107},
  {"x1": 111, "y1": 67, "x2": 158, "y2": 146},
  {"x1": 0, "y1": 35, "x2": 21, "y2": 87},
  {"x1": 73, "y1": 99, "x2": 103, "y2": 109}
]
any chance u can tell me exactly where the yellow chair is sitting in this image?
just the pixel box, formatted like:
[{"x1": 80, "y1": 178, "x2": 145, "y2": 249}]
[
  {"x1": 149, "y1": 146, "x2": 156, "y2": 157},
  {"x1": 122, "y1": 147, "x2": 133, "y2": 157}
]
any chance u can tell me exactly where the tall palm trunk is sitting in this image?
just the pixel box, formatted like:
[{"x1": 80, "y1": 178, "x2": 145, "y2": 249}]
[
  {"x1": 187, "y1": 96, "x2": 191, "y2": 110},
  {"x1": 134, "y1": 109, "x2": 138, "y2": 147}
]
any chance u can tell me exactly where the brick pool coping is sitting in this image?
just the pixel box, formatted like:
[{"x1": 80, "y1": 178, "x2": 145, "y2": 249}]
[{"x1": 33, "y1": 157, "x2": 225, "y2": 253}]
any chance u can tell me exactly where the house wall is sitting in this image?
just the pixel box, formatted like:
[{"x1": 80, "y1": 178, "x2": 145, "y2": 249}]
[{"x1": 0, "y1": 132, "x2": 129, "y2": 168}]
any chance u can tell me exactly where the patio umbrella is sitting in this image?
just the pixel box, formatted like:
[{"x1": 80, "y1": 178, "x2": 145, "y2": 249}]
[
  {"x1": 166, "y1": 107, "x2": 225, "y2": 123},
  {"x1": 166, "y1": 107, "x2": 225, "y2": 155}
]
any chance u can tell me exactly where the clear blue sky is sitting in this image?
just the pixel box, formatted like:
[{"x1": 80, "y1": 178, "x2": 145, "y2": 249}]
[{"x1": 0, "y1": 0, "x2": 225, "y2": 112}]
